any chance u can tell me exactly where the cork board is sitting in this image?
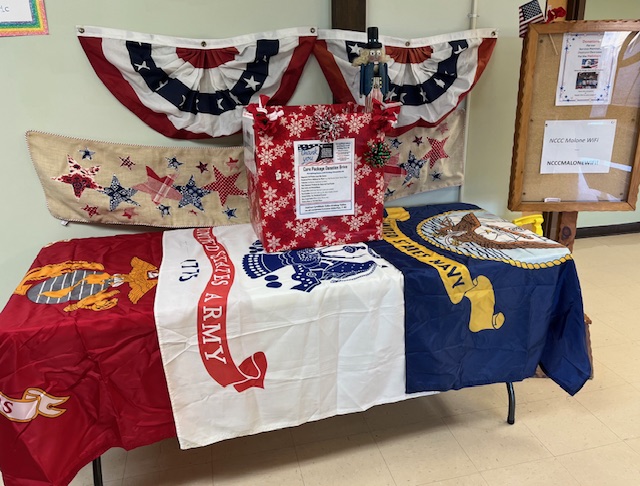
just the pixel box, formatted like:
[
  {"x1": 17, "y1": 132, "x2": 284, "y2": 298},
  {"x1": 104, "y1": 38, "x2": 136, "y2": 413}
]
[{"x1": 509, "y1": 20, "x2": 640, "y2": 212}]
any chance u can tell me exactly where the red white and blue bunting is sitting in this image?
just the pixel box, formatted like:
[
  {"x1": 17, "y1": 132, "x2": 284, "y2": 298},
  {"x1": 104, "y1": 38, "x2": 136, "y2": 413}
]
[
  {"x1": 77, "y1": 26, "x2": 317, "y2": 139},
  {"x1": 313, "y1": 28, "x2": 497, "y2": 134}
]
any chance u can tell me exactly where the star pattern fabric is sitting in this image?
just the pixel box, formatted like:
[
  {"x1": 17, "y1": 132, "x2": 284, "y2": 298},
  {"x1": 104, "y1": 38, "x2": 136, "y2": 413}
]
[
  {"x1": 52, "y1": 156, "x2": 103, "y2": 199},
  {"x1": 100, "y1": 175, "x2": 140, "y2": 211},
  {"x1": 424, "y1": 137, "x2": 450, "y2": 169},
  {"x1": 176, "y1": 176, "x2": 212, "y2": 211},
  {"x1": 381, "y1": 109, "x2": 465, "y2": 203},
  {"x1": 79, "y1": 147, "x2": 95, "y2": 159},
  {"x1": 132, "y1": 167, "x2": 182, "y2": 205},
  {"x1": 399, "y1": 151, "x2": 428, "y2": 184},
  {"x1": 203, "y1": 167, "x2": 247, "y2": 206},
  {"x1": 77, "y1": 26, "x2": 317, "y2": 139},
  {"x1": 314, "y1": 28, "x2": 497, "y2": 133},
  {"x1": 28, "y1": 131, "x2": 250, "y2": 227}
]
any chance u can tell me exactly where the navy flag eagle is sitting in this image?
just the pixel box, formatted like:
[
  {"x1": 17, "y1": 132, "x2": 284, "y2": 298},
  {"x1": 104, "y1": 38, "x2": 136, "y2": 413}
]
[
  {"x1": 77, "y1": 26, "x2": 317, "y2": 139},
  {"x1": 313, "y1": 28, "x2": 498, "y2": 135}
]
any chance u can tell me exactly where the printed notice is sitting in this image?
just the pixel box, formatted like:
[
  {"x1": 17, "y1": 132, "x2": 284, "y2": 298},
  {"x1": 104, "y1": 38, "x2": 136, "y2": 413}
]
[
  {"x1": 540, "y1": 119, "x2": 616, "y2": 174},
  {"x1": 556, "y1": 32, "x2": 625, "y2": 106},
  {"x1": 294, "y1": 139, "x2": 355, "y2": 219}
]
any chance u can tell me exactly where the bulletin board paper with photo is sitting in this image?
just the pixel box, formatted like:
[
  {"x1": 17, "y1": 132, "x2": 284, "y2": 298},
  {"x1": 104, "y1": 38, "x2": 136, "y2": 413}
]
[{"x1": 509, "y1": 20, "x2": 640, "y2": 212}]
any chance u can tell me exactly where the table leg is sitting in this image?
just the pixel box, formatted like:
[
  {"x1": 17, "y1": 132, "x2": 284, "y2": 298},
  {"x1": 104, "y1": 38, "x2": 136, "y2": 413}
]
[
  {"x1": 92, "y1": 457, "x2": 103, "y2": 486},
  {"x1": 506, "y1": 382, "x2": 516, "y2": 424}
]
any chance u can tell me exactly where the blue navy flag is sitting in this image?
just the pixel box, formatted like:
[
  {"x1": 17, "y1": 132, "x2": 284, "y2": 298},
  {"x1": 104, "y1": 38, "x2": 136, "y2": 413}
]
[
  {"x1": 368, "y1": 203, "x2": 592, "y2": 395},
  {"x1": 77, "y1": 26, "x2": 317, "y2": 139},
  {"x1": 314, "y1": 29, "x2": 498, "y2": 135}
]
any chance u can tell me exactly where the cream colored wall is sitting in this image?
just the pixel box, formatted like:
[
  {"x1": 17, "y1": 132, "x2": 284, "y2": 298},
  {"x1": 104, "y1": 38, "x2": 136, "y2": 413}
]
[{"x1": 0, "y1": 0, "x2": 638, "y2": 309}]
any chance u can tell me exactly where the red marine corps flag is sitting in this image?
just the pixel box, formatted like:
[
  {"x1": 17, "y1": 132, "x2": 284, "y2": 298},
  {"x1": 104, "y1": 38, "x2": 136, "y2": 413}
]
[
  {"x1": 77, "y1": 26, "x2": 317, "y2": 139},
  {"x1": 313, "y1": 28, "x2": 497, "y2": 134}
]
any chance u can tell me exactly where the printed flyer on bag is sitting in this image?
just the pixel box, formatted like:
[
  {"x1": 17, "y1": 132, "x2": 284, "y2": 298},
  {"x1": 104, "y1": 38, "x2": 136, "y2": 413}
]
[{"x1": 294, "y1": 139, "x2": 355, "y2": 219}]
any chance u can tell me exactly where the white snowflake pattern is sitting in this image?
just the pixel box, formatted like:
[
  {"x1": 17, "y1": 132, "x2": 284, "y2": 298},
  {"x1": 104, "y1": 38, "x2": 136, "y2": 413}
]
[
  {"x1": 346, "y1": 217, "x2": 365, "y2": 232},
  {"x1": 287, "y1": 119, "x2": 306, "y2": 138},
  {"x1": 292, "y1": 220, "x2": 312, "y2": 238},
  {"x1": 323, "y1": 229, "x2": 337, "y2": 244},
  {"x1": 302, "y1": 114, "x2": 315, "y2": 130},
  {"x1": 267, "y1": 234, "x2": 282, "y2": 251},
  {"x1": 262, "y1": 199, "x2": 279, "y2": 218},
  {"x1": 258, "y1": 148, "x2": 277, "y2": 166},
  {"x1": 361, "y1": 113, "x2": 372, "y2": 124},
  {"x1": 278, "y1": 197, "x2": 290, "y2": 210},
  {"x1": 285, "y1": 220, "x2": 294, "y2": 229},
  {"x1": 274, "y1": 145, "x2": 287, "y2": 157},
  {"x1": 368, "y1": 186, "x2": 385, "y2": 205},
  {"x1": 259, "y1": 134, "x2": 274, "y2": 149},
  {"x1": 263, "y1": 186, "x2": 278, "y2": 200},
  {"x1": 284, "y1": 140, "x2": 293, "y2": 149},
  {"x1": 354, "y1": 160, "x2": 372, "y2": 184},
  {"x1": 346, "y1": 115, "x2": 366, "y2": 134}
]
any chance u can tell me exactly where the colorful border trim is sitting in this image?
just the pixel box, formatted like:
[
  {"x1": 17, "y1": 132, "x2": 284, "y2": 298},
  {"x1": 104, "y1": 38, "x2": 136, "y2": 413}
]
[{"x1": 0, "y1": 0, "x2": 48, "y2": 37}]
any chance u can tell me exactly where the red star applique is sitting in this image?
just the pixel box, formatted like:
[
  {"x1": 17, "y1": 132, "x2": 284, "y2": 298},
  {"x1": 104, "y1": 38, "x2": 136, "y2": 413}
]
[
  {"x1": 82, "y1": 205, "x2": 99, "y2": 218},
  {"x1": 203, "y1": 167, "x2": 247, "y2": 206},
  {"x1": 413, "y1": 136, "x2": 423, "y2": 146},
  {"x1": 424, "y1": 137, "x2": 449, "y2": 169},
  {"x1": 132, "y1": 166, "x2": 182, "y2": 205},
  {"x1": 53, "y1": 156, "x2": 103, "y2": 199},
  {"x1": 119, "y1": 156, "x2": 135, "y2": 169},
  {"x1": 436, "y1": 122, "x2": 449, "y2": 134},
  {"x1": 122, "y1": 207, "x2": 138, "y2": 219},
  {"x1": 226, "y1": 157, "x2": 239, "y2": 170},
  {"x1": 197, "y1": 161, "x2": 208, "y2": 173}
]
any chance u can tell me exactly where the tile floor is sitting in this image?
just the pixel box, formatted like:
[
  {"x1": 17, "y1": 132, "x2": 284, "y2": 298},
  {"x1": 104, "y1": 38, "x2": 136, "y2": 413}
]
[{"x1": 44, "y1": 234, "x2": 640, "y2": 485}]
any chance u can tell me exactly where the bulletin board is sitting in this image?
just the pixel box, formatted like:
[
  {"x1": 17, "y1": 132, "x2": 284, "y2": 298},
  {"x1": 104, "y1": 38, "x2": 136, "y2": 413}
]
[{"x1": 509, "y1": 20, "x2": 640, "y2": 212}]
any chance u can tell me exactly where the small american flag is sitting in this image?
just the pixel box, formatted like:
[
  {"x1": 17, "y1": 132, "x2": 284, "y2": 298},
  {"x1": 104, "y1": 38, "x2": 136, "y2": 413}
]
[{"x1": 519, "y1": 0, "x2": 545, "y2": 38}]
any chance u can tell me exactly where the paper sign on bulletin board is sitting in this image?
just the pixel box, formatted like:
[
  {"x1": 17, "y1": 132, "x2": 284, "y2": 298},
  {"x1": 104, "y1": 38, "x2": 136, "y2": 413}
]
[
  {"x1": 0, "y1": 0, "x2": 48, "y2": 37},
  {"x1": 509, "y1": 20, "x2": 640, "y2": 212}
]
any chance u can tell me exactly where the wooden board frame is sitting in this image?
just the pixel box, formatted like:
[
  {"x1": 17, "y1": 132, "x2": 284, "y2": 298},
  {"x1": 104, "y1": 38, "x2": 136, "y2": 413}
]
[{"x1": 509, "y1": 20, "x2": 640, "y2": 212}]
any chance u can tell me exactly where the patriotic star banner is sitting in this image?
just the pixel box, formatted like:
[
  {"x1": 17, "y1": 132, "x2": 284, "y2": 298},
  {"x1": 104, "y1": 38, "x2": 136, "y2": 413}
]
[
  {"x1": 155, "y1": 224, "x2": 431, "y2": 448},
  {"x1": 77, "y1": 26, "x2": 317, "y2": 139},
  {"x1": 383, "y1": 109, "x2": 465, "y2": 202},
  {"x1": 26, "y1": 131, "x2": 250, "y2": 227},
  {"x1": 313, "y1": 28, "x2": 497, "y2": 135}
]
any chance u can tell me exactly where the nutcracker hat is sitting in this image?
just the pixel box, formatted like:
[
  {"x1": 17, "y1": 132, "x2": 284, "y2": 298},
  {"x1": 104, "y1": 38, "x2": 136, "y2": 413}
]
[{"x1": 366, "y1": 26, "x2": 382, "y2": 48}]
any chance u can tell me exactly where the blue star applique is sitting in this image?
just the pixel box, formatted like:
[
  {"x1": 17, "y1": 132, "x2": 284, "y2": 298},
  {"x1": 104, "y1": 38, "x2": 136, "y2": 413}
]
[
  {"x1": 79, "y1": 147, "x2": 96, "y2": 160},
  {"x1": 158, "y1": 205, "x2": 171, "y2": 217},
  {"x1": 175, "y1": 175, "x2": 211, "y2": 211},
  {"x1": 223, "y1": 206, "x2": 238, "y2": 219},
  {"x1": 399, "y1": 151, "x2": 427, "y2": 185},
  {"x1": 99, "y1": 175, "x2": 140, "y2": 211},
  {"x1": 430, "y1": 171, "x2": 443, "y2": 181},
  {"x1": 389, "y1": 138, "x2": 402, "y2": 149},
  {"x1": 166, "y1": 156, "x2": 183, "y2": 169}
]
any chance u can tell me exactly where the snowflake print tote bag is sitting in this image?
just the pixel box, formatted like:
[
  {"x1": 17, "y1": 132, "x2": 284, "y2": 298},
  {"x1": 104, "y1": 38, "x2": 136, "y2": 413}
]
[{"x1": 242, "y1": 97, "x2": 400, "y2": 252}]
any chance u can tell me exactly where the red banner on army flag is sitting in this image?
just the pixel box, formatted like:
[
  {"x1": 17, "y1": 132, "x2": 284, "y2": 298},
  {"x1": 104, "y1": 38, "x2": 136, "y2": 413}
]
[
  {"x1": 77, "y1": 26, "x2": 317, "y2": 139},
  {"x1": 313, "y1": 28, "x2": 497, "y2": 134},
  {"x1": 192, "y1": 228, "x2": 267, "y2": 392}
]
